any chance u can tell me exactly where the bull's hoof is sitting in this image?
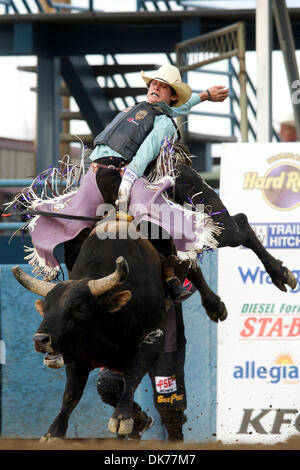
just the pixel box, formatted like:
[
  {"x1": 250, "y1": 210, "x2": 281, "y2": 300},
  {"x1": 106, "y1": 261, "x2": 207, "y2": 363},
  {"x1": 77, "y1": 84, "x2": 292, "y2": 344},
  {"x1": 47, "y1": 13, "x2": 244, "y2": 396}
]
[
  {"x1": 204, "y1": 299, "x2": 228, "y2": 323},
  {"x1": 286, "y1": 269, "x2": 297, "y2": 290},
  {"x1": 39, "y1": 433, "x2": 63, "y2": 444},
  {"x1": 108, "y1": 417, "x2": 134, "y2": 435},
  {"x1": 272, "y1": 265, "x2": 297, "y2": 292},
  {"x1": 218, "y1": 302, "x2": 228, "y2": 322}
]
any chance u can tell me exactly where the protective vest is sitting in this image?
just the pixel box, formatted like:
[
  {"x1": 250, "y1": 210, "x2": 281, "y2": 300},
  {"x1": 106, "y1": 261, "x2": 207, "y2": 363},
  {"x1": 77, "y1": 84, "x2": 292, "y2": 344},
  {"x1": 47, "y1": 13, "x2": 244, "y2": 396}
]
[{"x1": 93, "y1": 102, "x2": 177, "y2": 162}]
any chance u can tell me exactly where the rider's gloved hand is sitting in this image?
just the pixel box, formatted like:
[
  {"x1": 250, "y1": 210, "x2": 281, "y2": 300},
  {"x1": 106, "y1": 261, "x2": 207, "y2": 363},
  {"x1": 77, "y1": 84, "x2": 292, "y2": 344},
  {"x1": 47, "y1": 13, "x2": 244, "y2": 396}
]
[{"x1": 116, "y1": 167, "x2": 138, "y2": 213}]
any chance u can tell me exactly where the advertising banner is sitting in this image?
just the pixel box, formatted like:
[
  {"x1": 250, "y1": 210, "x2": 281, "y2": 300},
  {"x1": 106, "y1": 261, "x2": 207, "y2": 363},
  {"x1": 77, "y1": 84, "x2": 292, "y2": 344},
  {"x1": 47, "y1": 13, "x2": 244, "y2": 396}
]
[{"x1": 217, "y1": 143, "x2": 300, "y2": 445}]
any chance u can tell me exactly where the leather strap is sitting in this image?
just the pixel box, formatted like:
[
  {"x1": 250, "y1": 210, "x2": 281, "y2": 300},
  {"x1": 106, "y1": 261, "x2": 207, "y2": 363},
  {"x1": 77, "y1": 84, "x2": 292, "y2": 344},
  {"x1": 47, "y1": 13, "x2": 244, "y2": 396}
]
[{"x1": 96, "y1": 162, "x2": 126, "y2": 171}]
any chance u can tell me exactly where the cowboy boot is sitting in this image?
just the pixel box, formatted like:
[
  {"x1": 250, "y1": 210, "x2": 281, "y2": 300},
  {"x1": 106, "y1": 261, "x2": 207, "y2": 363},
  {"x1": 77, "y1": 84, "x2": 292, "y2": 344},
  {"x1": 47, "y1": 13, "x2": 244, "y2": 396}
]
[
  {"x1": 162, "y1": 258, "x2": 192, "y2": 303},
  {"x1": 159, "y1": 408, "x2": 187, "y2": 441}
]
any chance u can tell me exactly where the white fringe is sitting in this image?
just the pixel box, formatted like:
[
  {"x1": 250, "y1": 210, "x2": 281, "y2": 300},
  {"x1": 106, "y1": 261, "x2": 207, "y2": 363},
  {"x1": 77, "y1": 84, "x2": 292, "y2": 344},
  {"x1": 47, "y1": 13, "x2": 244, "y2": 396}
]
[
  {"x1": 147, "y1": 137, "x2": 192, "y2": 184},
  {"x1": 4, "y1": 140, "x2": 88, "y2": 214},
  {"x1": 160, "y1": 191, "x2": 222, "y2": 266},
  {"x1": 176, "y1": 251, "x2": 200, "y2": 268},
  {"x1": 4, "y1": 139, "x2": 88, "y2": 280},
  {"x1": 24, "y1": 246, "x2": 60, "y2": 281},
  {"x1": 147, "y1": 137, "x2": 223, "y2": 263}
]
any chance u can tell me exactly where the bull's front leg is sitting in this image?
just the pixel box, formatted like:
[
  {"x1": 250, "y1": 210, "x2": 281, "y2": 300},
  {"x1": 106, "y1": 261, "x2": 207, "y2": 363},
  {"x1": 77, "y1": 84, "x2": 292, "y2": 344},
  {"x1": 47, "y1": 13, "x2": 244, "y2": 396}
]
[
  {"x1": 174, "y1": 261, "x2": 227, "y2": 322},
  {"x1": 108, "y1": 328, "x2": 165, "y2": 436},
  {"x1": 41, "y1": 360, "x2": 89, "y2": 442}
]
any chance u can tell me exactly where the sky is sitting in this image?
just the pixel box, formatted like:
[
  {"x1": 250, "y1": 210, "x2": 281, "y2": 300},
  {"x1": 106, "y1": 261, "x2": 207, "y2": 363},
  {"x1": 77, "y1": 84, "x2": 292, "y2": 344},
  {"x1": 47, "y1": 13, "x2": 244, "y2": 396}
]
[{"x1": 0, "y1": 0, "x2": 299, "y2": 142}]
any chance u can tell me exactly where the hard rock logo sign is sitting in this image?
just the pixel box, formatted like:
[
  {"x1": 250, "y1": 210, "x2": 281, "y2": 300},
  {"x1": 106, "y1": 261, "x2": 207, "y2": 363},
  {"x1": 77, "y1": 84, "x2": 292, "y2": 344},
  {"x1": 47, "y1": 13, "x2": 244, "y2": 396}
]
[{"x1": 242, "y1": 153, "x2": 300, "y2": 211}]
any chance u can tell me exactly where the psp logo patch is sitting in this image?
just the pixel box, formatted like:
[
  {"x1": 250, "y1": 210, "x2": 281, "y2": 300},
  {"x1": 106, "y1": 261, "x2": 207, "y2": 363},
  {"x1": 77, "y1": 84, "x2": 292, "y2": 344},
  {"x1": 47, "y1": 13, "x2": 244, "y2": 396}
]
[{"x1": 155, "y1": 375, "x2": 177, "y2": 394}]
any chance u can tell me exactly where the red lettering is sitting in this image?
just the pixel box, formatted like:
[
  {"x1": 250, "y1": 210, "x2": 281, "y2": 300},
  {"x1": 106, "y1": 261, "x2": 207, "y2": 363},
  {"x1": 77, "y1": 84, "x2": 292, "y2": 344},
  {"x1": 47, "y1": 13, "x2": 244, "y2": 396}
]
[
  {"x1": 240, "y1": 317, "x2": 256, "y2": 337},
  {"x1": 288, "y1": 318, "x2": 300, "y2": 337},
  {"x1": 267, "y1": 318, "x2": 283, "y2": 337},
  {"x1": 257, "y1": 318, "x2": 273, "y2": 336},
  {"x1": 240, "y1": 316, "x2": 300, "y2": 339}
]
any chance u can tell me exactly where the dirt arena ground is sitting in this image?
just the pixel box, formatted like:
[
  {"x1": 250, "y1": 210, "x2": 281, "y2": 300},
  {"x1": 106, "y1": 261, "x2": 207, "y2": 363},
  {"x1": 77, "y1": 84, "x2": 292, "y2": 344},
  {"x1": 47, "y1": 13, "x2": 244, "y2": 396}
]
[{"x1": 0, "y1": 436, "x2": 299, "y2": 450}]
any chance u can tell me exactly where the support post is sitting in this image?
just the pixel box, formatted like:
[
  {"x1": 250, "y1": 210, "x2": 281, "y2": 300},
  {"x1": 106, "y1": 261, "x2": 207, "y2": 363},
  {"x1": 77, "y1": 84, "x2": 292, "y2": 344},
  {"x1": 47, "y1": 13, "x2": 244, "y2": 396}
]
[
  {"x1": 256, "y1": 0, "x2": 272, "y2": 142},
  {"x1": 36, "y1": 56, "x2": 61, "y2": 174},
  {"x1": 273, "y1": 0, "x2": 300, "y2": 140},
  {"x1": 237, "y1": 22, "x2": 248, "y2": 142}
]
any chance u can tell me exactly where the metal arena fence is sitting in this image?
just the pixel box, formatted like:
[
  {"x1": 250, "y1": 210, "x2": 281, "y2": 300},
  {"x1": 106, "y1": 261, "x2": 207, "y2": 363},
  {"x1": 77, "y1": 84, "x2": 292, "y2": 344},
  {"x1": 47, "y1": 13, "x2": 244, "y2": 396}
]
[{"x1": 176, "y1": 22, "x2": 248, "y2": 143}]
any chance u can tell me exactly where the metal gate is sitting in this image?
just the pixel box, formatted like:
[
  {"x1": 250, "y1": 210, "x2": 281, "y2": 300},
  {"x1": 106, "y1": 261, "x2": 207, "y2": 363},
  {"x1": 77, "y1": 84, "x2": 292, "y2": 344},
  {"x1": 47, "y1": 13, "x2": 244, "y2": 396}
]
[{"x1": 175, "y1": 22, "x2": 248, "y2": 142}]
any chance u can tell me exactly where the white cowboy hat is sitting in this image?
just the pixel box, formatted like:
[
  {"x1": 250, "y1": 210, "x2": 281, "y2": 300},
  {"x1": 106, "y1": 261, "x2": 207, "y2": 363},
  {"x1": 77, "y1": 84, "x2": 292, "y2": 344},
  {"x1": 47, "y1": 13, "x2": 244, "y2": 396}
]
[{"x1": 141, "y1": 64, "x2": 192, "y2": 107}]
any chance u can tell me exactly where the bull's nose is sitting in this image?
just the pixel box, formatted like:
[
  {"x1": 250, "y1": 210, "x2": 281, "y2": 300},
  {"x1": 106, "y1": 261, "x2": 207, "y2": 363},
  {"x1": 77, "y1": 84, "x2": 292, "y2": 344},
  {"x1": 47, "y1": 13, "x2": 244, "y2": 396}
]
[{"x1": 33, "y1": 333, "x2": 51, "y2": 352}]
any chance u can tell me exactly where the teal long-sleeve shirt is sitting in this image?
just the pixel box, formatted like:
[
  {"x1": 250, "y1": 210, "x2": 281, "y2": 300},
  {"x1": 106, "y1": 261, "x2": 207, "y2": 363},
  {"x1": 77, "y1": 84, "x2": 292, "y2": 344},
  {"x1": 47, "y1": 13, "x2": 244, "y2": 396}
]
[{"x1": 89, "y1": 92, "x2": 201, "y2": 178}]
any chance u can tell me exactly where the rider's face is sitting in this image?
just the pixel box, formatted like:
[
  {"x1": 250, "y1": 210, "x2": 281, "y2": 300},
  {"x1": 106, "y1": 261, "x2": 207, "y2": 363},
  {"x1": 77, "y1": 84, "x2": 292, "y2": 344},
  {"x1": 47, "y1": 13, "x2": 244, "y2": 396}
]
[{"x1": 147, "y1": 80, "x2": 178, "y2": 106}]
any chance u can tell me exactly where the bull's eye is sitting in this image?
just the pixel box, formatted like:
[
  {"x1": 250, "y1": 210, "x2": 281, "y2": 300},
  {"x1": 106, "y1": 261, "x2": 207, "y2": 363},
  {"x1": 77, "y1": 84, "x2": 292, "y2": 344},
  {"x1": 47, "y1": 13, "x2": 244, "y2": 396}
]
[
  {"x1": 73, "y1": 313, "x2": 85, "y2": 326},
  {"x1": 73, "y1": 306, "x2": 87, "y2": 323}
]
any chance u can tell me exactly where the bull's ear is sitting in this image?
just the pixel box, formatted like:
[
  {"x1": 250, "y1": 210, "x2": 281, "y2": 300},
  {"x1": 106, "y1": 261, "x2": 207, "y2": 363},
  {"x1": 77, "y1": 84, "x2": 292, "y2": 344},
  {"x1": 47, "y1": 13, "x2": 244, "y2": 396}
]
[
  {"x1": 35, "y1": 299, "x2": 45, "y2": 317},
  {"x1": 107, "y1": 290, "x2": 132, "y2": 313}
]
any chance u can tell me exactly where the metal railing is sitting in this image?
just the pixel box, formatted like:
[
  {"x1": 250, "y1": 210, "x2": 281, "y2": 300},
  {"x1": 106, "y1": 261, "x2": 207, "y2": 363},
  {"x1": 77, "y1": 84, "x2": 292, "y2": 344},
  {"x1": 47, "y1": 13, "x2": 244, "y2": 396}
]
[
  {"x1": 137, "y1": 0, "x2": 184, "y2": 10},
  {"x1": 1, "y1": 0, "x2": 239, "y2": 14},
  {"x1": 176, "y1": 22, "x2": 248, "y2": 141},
  {"x1": 1, "y1": 0, "x2": 248, "y2": 15},
  {"x1": 229, "y1": 58, "x2": 279, "y2": 142},
  {"x1": 0, "y1": 179, "x2": 34, "y2": 231},
  {"x1": 0, "y1": 0, "x2": 102, "y2": 14},
  {"x1": 137, "y1": 0, "x2": 241, "y2": 10}
]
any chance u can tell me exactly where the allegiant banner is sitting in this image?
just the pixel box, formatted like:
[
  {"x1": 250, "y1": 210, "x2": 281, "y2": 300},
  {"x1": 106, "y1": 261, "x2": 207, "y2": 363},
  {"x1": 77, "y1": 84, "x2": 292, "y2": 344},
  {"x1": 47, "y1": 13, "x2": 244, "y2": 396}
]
[{"x1": 217, "y1": 144, "x2": 300, "y2": 445}]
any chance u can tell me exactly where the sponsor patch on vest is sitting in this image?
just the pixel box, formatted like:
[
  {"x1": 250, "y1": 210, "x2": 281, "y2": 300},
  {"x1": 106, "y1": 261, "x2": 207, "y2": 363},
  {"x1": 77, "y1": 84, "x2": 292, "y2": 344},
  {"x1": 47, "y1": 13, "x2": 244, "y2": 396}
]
[
  {"x1": 127, "y1": 110, "x2": 148, "y2": 126},
  {"x1": 135, "y1": 110, "x2": 148, "y2": 120},
  {"x1": 127, "y1": 117, "x2": 139, "y2": 126}
]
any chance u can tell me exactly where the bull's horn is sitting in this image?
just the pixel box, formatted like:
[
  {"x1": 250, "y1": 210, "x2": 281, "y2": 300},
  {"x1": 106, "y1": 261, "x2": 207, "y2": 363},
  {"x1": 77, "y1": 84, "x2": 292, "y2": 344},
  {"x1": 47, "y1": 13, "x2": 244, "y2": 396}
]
[
  {"x1": 88, "y1": 256, "x2": 129, "y2": 297},
  {"x1": 12, "y1": 266, "x2": 55, "y2": 297}
]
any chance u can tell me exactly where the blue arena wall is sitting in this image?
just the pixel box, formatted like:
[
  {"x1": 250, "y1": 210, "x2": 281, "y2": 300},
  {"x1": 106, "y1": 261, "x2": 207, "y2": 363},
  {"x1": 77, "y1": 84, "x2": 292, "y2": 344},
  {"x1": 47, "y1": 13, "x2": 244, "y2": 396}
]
[{"x1": 0, "y1": 253, "x2": 218, "y2": 442}]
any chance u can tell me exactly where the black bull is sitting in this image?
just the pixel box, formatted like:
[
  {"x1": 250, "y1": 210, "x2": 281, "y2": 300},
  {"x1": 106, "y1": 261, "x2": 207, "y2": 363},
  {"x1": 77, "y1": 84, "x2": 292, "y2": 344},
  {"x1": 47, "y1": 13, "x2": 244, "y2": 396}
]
[
  {"x1": 12, "y1": 163, "x2": 297, "y2": 441},
  {"x1": 13, "y1": 229, "x2": 171, "y2": 439}
]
